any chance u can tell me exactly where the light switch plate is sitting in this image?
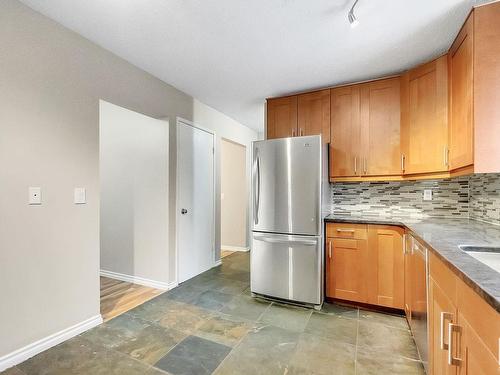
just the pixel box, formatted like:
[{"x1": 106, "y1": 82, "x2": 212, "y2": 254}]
[
  {"x1": 74, "y1": 188, "x2": 86, "y2": 204},
  {"x1": 29, "y1": 187, "x2": 42, "y2": 205},
  {"x1": 423, "y1": 189, "x2": 433, "y2": 201}
]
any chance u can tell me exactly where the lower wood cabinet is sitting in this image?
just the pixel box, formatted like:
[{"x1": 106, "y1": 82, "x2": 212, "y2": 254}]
[
  {"x1": 367, "y1": 225, "x2": 404, "y2": 308},
  {"x1": 429, "y1": 252, "x2": 500, "y2": 375},
  {"x1": 325, "y1": 223, "x2": 404, "y2": 309}
]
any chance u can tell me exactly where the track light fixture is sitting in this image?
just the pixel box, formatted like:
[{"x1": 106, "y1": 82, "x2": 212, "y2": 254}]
[{"x1": 348, "y1": 0, "x2": 360, "y2": 28}]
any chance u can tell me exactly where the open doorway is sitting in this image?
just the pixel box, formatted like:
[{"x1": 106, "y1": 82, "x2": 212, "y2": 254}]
[
  {"x1": 220, "y1": 138, "x2": 248, "y2": 260},
  {"x1": 99, "y1": 100, "x2": 169, "y2": 321}
]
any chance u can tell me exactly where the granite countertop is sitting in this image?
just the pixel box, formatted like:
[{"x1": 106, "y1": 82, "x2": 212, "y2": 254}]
[{"x1": 325, "y1": 214, "x2": 500, "y2": 313}]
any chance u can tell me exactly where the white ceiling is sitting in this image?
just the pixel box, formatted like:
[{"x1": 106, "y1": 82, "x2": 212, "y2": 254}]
[{"x1": 20, "y1": 0, "x2": 480, "y2": 131}]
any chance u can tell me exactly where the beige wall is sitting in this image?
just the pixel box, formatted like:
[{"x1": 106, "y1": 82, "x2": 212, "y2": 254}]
[
  {"x1": 100, "y1": 101, "x2": 169, "y2": 286},
  {"x1": 0, "y1": 0, "x2": 258, "y2": 364},
  {"x1": 221, "y1": 139, "x2": 247, "y2": 249}
]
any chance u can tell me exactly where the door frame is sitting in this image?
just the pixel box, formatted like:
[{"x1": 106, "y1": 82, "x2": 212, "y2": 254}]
[{"x1": 175, "y1": 117, "x2": 216, "y2": 285}]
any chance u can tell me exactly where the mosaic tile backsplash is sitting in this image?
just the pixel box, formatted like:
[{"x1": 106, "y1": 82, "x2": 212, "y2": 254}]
[
  {"x1": 469, "y1": 174, "x2": 500, "y2": 225},
  {"x1": 329, "y1": 174, "x2": 500, "y2": 225}
]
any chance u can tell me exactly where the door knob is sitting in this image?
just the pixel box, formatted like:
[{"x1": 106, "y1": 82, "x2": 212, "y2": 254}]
[{"x1": 181, "y1": 208, "x2": 188, "y2": 214}]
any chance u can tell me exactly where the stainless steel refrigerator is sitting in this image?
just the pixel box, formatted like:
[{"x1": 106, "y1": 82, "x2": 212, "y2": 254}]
[{"x1": 251, "y1": 135, "x2": 327, "y2": 308}]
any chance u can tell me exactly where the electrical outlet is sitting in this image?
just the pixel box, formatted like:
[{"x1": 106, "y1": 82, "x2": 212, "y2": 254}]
[
  {"x1": 423, "y1": 189, "x2": 433, "y2": 201},
  {"x1": 29, "y1": 187, "x2": 42, "y2": 205}
]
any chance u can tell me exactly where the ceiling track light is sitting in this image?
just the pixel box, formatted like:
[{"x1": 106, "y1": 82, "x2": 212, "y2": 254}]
[{"x1": 348, "y1": 0, "x2": 360, "y2": 28}]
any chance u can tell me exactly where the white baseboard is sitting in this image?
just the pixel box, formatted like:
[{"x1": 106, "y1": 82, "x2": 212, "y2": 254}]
[
  {"x1": 214, "y1": 260, "x2": 222, "y2": 267},
  {"x1": 0, "y1": 314, "x2": 102, "y2": 372},
  {"x1": 100, "y1": 269, "x2": 171, "y2": 290},
  {"x1": 221, "y1": 245, "x2": 250, "y2": 252},
  {"x1": 167, "y1": 281, "x2": 178, "y2": 290}
]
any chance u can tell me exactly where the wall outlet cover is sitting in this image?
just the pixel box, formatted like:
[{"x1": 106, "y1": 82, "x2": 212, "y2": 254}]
[
  {"x1": 74, "y1": 188, "x2": 86, "y2": 204},
  {"x1": 29, "y1": 187, "x2": 42, "y2": 205},
  {"x1": 423, "y1": 189, "x2": 433, "y2": 201}
]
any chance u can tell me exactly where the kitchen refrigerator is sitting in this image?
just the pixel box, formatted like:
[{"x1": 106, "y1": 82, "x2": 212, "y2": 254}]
[{"x1": 251, "y1": 135, "x2": 328, "y2": 308}]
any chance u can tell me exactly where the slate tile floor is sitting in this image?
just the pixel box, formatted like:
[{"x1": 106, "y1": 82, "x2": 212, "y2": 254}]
[{"x1": 2, "y1": 252, "x2": 425, "y2": 375}]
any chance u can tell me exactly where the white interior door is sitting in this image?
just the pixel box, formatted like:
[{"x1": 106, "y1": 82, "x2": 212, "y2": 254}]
[{"x1": 177, "y1": 119, "x2": 215, "y2": 283}]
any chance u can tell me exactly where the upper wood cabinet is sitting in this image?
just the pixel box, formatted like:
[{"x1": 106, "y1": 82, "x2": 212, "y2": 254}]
[
  {"x1": 448, "y1": 2, "x2": 500, "y2": 173},
  {"x1": 330, "y1": 86, "x2": 361, "y2": 178},
  {"x1": 266, "y1": 96, "x2": 297, "y2": 139},
  {"x1": 297, "y1": 89, "x2": 330, "y2": 142},
  {"x1": 360, "y1": 78, "x2": 401, "y2": 176},
  {"x1": 401, "y1": 55, "x2": 449, "y2": 175},
  {"x1": 330, "y1": 77, "x2": 401, "y2": 179},
  {"x1": 266, "y1": 90, "x2": 330, "y2": 141},
  {"x1": 267, "y1": 1, "x2": 500, "y2": 180},
  {"x1": 449, "y1": 13, "x2": 474, "y2": 171}
]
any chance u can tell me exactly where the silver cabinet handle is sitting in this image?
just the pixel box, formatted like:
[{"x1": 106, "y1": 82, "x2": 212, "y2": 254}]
[
  {"x1": 299, "y1": 128, "x2": 304, "y2": 136},
  {"x1": 336, "y1": 229, "x2": 355, "y2": 233},
  {"x1": 328, "y1": 240, "x2": 332, "y2": 258},
  {"x1": 354, "y1": 156, "x2": 358, "y2": 175},
  {"x1": 291, "y1": 128, "x2": 296, "y2": 137},
  {"x1": 401, "y1": 154, "x2": 406, "y2": 172},
  {"x1": 254, "y1": 235, "x2": 317, "y2": 246},
  {"x1": 363, "y1": 157, "x2": 367, "y2": 174},
  {"x1": 402, "y1": 234, "x2": 406, "y2": 255},
  {"x1": 448, "y1": 323, "x2": 462, "y2": 366},
  {"x1": 440, "y1": 312, "x2": 453, "y2": 350},
  {"x1": 444, "y1": 147, "x2": 449, "y2": 167}
]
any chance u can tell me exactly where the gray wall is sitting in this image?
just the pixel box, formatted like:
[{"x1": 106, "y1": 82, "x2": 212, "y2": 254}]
[
  {"x1": 0, "y1": 0, "x2": 257, "y2": 360},
  {"x1": 100, "y1": 101, "x2": 169, "y2": 285},
  {"x1": 221, "y1": 139, "x2": 247, "y2": 249}
]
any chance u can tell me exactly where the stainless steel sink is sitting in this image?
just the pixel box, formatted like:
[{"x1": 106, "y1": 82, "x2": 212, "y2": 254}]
[
  {"x1": 459, "y1": 245, "x2": 500, "y2": 253},
  {"x1": 459, "y1": 245, "x2": 500, "y2": 273}
]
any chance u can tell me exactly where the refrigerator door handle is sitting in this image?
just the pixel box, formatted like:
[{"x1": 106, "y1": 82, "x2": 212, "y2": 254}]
[
  {"x1": 253, "y1": 234, "x2": 318, "y2": 246},
  {"x1": 253, "y1": 149, "x2": 261, "y2": 225}
]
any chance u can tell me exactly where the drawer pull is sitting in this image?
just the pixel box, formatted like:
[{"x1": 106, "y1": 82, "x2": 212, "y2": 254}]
[
  {"x1": 440, "y1": 312, "x2": 453, "y2": 350},
  {"x1": 448, "y1": 323, "x2": 462, "y2": 366},
  {"x1": 336, "y1": 229, "x2": 355, "y2": 233},
  {"x1": 328, "y1": 240, "x2": 332, "y2": 259}
]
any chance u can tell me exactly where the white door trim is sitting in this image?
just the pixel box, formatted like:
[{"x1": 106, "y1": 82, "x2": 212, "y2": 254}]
[{"x1": 175, "y1": 117, "x2": 216, "y2": 286}]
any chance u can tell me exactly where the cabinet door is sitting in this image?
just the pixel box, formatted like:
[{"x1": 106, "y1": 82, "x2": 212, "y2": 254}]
[
  {"x1": 360, "y1": 78, "x2": 401, "y2": 176},
  {"x1": 401, "y1": 56, "x2": 449, "y2": 174},
  {"x1": 429, "y1": 278, "x2": 458, "y2": 375},
  {"x1": 331, "y1": 237, "x2": 367, "y2": 303},
  {"x1": 404, "y1": 234, "x2": 413, "y2": 321},
  {"x1": 266, "y1": 96, "x2": 298, "y2": 139},
  {"x1": 297, "y1": 90, "x2": 330, "y2": 141},
  {"x1": 367, "y1": 225, "x2": 404, "y2": 308},
  {"x1": 449, "y1": 14, "x2": 474, "y2": 170},
  {"x1": 456, "y1": 312, "x2": 499, "y2": 375},
  {"x1": 325, "y1": 237, "x2": 334, "y2": 298},
  {"x1": 330, "y1": 86, "x2": 361, "y2": 178}
]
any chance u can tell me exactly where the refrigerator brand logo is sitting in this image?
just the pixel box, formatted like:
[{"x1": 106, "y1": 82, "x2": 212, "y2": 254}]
[{"x1": 304, "y1": 143, "x2": 311, "y2": 147}]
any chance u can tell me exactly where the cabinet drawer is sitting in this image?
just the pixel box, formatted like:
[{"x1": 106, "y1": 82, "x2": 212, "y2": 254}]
[{"x1": 327, "y1": 223, "x2": 367, "y2": 240}]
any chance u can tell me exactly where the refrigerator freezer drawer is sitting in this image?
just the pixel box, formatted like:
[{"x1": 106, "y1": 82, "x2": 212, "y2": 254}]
[{"x1": 251, "y1": 232, "x2": 323, "y2": 305}]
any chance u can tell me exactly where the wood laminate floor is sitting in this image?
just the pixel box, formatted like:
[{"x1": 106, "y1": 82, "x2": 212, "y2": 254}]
[
  {"x1": 221, "y1": 250, "x2": 235, "y2": 258},
  {"x1": 100, "y1": 276, "x2": 164, "y2": 322}
]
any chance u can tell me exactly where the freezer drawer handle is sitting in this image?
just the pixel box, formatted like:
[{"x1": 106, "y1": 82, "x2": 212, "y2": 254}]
[{"x1": 254, "y1": 235, "x2": 318, "y2": 246}]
